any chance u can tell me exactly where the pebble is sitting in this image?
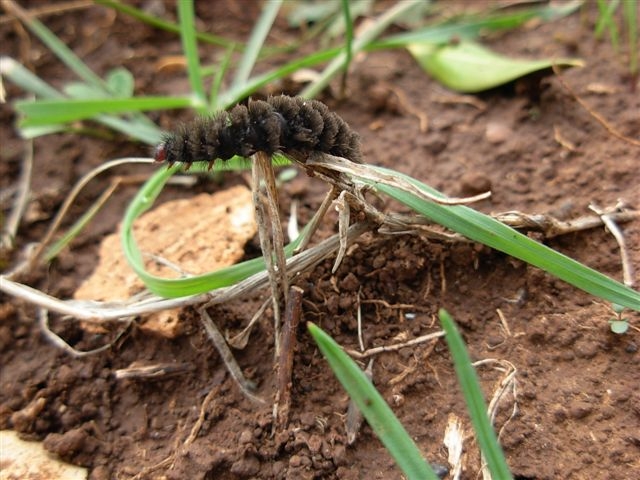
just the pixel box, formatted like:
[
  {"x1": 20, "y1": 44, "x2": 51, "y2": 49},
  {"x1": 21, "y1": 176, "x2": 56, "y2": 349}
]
[
  {"x1": 485, "y1": 121, "x2": 512, "y2": 144},
  {"x1": 460, "y1": 171, "x2": 492, "y2": 195}
]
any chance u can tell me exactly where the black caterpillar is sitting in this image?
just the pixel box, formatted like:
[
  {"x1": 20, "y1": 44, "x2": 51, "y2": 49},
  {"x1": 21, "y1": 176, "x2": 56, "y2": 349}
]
[{"x1": 154, "y1": 95, "x2": 362, "y2": 168}]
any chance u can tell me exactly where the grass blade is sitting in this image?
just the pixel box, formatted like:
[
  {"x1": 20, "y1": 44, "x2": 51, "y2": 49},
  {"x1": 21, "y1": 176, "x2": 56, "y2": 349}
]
[
  {"x1": 307, "y1": 322, "x2": 440, "y2": 480},
  {"x1": 121, "y1": 163, "x2": 297, "y2": 298},
  {"x1": 233, "y1": 0, "x2": 283, "y2": 87},
  {"x1": 6, "y1": 1, "x2": 106, "y2": 90},
  {"x1": 373, "y1": 1, "x2": 581, "y2": 49},
  {"x1": 16, "y1": 97, "x2": 193, "y2": 126},
  {"x1": 0, "y1": 56, "x2": 63, "y2": 99},
  {"x1": 177, "y1": 1, "x2": 206, "y2": 108},
  {"x1": 438, "y1": 309, "x2": 513, "y2": 480},
  {"x1": 368, "y1": 166, "x2": 640, "y2": 311}
]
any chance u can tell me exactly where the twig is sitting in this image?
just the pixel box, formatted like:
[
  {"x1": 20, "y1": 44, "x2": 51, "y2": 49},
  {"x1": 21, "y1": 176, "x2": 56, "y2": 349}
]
[
  {"x1": 589, "y1": 202, "x2": 636, "y2": 287},
  {"x1": 274, "y1": 285, "x2": 304, "y2": 431},
  {"x1": 199, "y1": 306, "x2": 265, "y2": 404},
  {"x1": 552, "y1": 63, "x2": 640, "y2": 147},
  {"x1": 114, "y1": 362, "x2": 193, "y2": 380},
  {"x1": 252, "y1": 152, "x2": 288, "y2": 356},
  {"x1": 1, "y1": 138, "x2": 33, "y2": 251},
  {"x1": 0, "y1": 222, "x2": 371, "y2": 322},
  {"x1": 183, "y1": 385, "x2": 219, "y2": 447},
  {"x1": 39, "y1": 308, "x2": 130, "y2": 357},
  {"x1": 346, "y1": 330, "x2": 445, "y2": 359},
  {"x1": 27, "y1": 157, "x2": 155, "y2": 269}
]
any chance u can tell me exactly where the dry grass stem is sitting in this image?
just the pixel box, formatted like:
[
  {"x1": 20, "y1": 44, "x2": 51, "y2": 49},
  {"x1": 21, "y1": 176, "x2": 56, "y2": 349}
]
[
  {"x1": 1, "y1": 139, "x2": 32, "y2": 250},
  {"x1": 589, "y1": 202, "x2": 636, "y2": 287},
  {"x1": 199, "y1": 306, "x2": 265, "y2": 404},
  {"x1": 346, "y1": 330, "x2": 445, "y2": 359}
]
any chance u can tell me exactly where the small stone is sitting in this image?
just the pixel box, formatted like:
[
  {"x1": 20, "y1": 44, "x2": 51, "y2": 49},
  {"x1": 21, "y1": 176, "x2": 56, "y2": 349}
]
[
  {"x1": 568, "y1": 402, "x2": 593, "y2": 420},
  {"x1": 485, "y1": 121, "x2": 512, "y2": 144},
  {"x1": 460, "y1": 171, "x2": 492, "y2": 195},
  {"x1": 238, "y1": 430, "x2": 253, "y2": 444}
]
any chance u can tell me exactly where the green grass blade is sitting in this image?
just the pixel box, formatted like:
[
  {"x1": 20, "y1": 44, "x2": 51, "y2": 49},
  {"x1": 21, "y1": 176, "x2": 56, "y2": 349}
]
[
  {"x1": 307, "y1": 322, "x2": 439, "y2": 480},
  {"x1": 177, "y1": 1, "x2": 207, "y2": 109},
  {"x1": 0, "y1": 56, "x2": 63, "y2": 99},
  {"x1": 407, "y1": 40, "x2": 582, "y2": 93},
  {"x1": 233, "y1": 0, "x2": 282, "y2": 87},
  {"x1": 209, "y1": 44, "x2": 236, "y2": 110},
  {"x1": 121, "y1": 163, "x2": 297, "y2": 298},
  {"x1": 373, "y1": 2, "x2": 581, "y2": 49},
  {"x1": 367, "y1": 166, "x2": 640, "y2": 311},
  {"x1": 340, "y1": 0, "x2": 354, "y2": 81},
  {"x1": 16, "y1": 97, "x2": 193, "y2": 126},
  {"x1": 438, "y1": 309, "x2": 513, "y2": 480},
  {"x1": 217, "y1": 46, "x2": 341, "y2": 108},
  {"x1": 623, "y1": 0, "x2": 638, "y2": 76},
  {"x1": 8, "y1": 2, "x2": 106, "y2": 90}
]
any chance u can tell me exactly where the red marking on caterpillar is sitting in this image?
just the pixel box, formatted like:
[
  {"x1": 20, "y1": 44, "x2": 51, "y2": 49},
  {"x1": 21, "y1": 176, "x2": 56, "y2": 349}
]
[{"x1": 154, "y1": 95, "x2": 361, "y2": 169}]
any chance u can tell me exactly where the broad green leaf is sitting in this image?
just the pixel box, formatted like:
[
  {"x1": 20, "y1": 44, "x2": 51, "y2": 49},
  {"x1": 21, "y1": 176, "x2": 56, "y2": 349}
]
[{"x1": 407, "y1": 41, "x2": 583, "y2": 92}]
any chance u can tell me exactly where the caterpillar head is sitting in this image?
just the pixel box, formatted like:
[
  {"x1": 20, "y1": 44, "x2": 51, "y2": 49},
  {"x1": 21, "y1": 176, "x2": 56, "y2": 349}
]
[{"x1": 153, "y1": 142, "x2": 168, "y2": 163}]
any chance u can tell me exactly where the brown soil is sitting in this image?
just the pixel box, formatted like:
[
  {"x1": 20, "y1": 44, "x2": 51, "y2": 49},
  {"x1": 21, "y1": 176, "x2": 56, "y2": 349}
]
[{"x1": 1, "y1": 2, "x2": 639, "y2": 479}]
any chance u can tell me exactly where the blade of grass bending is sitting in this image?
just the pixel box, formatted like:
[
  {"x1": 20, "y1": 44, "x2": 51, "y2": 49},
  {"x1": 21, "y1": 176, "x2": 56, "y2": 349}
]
[
  {"x1": 367, "y1": 166, "x2": 640, "y2": 311},
  {"x1": 307, "y1": 322, "x2": 440, "y2": 480},
  {"x1": 438, "y1": 309, "x2": 513, "y2": 480},
  {"x1": 177, "y1": 1, "x2": 206, "y2": 109},
  {"x1": 121, "y1": 163, "x2": 300, "y2": 298},
  {"x1": 233, "y1": 0, "x2": 282, "y2": 87}
]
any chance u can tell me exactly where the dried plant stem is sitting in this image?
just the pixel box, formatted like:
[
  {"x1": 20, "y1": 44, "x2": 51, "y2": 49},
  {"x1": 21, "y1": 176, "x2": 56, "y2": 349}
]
[
  {"x1": 552, "y1": 63, "x2": 640, "y2": 147},
  {"x1": 589, "y1": 202, "x2": 635, "y2": 287},
  {"x1": 1, "y1": 139, "x2": 32, "y2": 250},
  {"x1": 252, "y1": 152, "x2": 289, "y2": 356},
  {"x1": 0, "y1": 222, "x2": 371, "y2": 322},
  {"x1": 346, "y1": 331, "x2": 445, "y2": 360},
  {"x1": 199, "y1": 306, "x2": 265, "y2": 404},
  {"x1": 274, "y1": 285, "x2": 304, "y2": 431}
]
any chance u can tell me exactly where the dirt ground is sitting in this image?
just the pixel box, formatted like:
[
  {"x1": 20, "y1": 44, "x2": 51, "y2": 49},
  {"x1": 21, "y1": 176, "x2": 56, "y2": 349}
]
[{"x1": 1, "y1": 1, "x2": 639, "y2": 479}]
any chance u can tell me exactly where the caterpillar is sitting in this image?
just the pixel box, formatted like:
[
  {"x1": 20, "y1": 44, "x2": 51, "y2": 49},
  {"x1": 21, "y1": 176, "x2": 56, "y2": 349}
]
[{"x1": 154, "y1": 95, "x2": 362, "y2": 168}]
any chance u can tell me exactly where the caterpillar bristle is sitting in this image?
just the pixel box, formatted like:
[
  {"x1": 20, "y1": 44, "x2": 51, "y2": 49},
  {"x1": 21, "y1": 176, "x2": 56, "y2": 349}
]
[{"x1": 155, "y1": 95, "x2": 361, "y2": 168}]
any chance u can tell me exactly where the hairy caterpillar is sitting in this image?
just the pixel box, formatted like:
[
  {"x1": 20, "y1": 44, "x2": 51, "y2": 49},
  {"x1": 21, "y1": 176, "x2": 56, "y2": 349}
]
[{"x1": 154, "y1": 95, "x2": 362, "y2": 168}]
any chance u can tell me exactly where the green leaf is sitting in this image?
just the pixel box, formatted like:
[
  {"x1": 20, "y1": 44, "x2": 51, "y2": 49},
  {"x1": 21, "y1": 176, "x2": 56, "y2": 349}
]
[
  {"x1": 407, "y1": 41, "x2": 583, "y2": 92},
  {"x1": 608, "y1": 319, "x2": 629, "y2": 334},
  {"x1": 308, "y1": 322, "x2": 440, "y2": 480},
  {"x1": 106, "y1": 67, "x2": 135, "y2": 97}
]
